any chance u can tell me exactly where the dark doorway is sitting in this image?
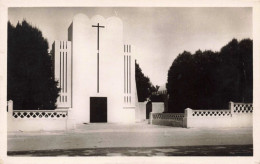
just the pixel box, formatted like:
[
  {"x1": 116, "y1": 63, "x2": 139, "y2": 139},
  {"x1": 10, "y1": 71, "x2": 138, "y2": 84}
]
[
  {"x1": 90, "y1": 97, "x2": 107, "y2": 122},
  {"x1": 146, "y1": 101, "x2": 152, "y2": 119}
]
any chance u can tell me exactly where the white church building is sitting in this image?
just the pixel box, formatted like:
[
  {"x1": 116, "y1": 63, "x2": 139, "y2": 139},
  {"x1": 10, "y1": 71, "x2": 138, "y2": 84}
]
[{"x1": 51, "y1": 14, "x2": 137, "y2": 124}]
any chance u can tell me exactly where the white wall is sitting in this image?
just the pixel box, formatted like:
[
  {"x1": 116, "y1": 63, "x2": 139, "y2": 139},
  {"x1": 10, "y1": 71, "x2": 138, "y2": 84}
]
[
  {"x1": 150, "y1": 113, "x2": 184, "y2": 127},
  {"x1": 135, "y1": 102, "x2": 146, "y2": 122},
  {"x1": 152, "y1": 102, "x2": 164, "y2": 113},
  {"x1": 7, "y1": 100, "x2": 74, "y2": 132},
  {"x1": 152, "y1": 119, "x2": 183, "y2": 127},
  {"x1": 183, "y1": 102, "x2": 253, "y2": 128},
  {"x1": 8, "y1": 118, "x2": 67, "y2": 132},
  {"x1": 150, "y1": 102, "x2": 253, "y2": 128},
  {"x1": 184, "y1": 113, "x2": 252, "y2": 128},
  {"x1": 230, "y1": 113, "x2": 253, "y2": 127}
]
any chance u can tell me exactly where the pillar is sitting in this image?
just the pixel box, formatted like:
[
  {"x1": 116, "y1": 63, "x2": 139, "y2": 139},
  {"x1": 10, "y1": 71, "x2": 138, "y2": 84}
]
[{"x1": 183, "y1": 108, "x2": 193, "y2": 128}]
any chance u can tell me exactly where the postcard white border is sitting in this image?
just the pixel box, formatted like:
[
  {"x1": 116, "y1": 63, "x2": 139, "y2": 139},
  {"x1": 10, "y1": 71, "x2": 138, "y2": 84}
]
[{"x1": 0, "y1": 0, "x2": 259, "y2": 164}]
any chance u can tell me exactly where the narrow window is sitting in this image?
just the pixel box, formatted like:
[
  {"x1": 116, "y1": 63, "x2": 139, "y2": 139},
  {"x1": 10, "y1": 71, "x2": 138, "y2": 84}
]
[
  {"x1": 60, "y1": 41, "x2": 61, "y2": 49},
  {"x1": 60, "y1": 52, "x2": 62, "y2": 89},
  {"x1": 129, "y1": 45, "x2": 131, "y2": 53},
  {"x1": 124, "y1": 55, "x2": 125, "y2": 93},
  {"x1": 127, "y1": 55, "x2": 128, "y2": 93},
  {"x1": 62, "y1": 52, "x2": 64, "y2": 92},
  {"x1": 129, "y1": 56, "x2": 131, "y2": 93},
  {"x1": 65, "y1": 52, "x2": 67, "y2": 93}
]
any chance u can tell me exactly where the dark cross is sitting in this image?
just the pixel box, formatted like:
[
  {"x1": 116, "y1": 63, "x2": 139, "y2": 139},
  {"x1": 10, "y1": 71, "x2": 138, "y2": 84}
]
[{"x1": 92, "y1": 23, "x2": 105, "y2": 93}]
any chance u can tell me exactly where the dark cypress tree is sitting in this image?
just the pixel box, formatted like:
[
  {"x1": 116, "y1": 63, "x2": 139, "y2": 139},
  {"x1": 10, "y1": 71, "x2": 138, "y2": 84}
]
[
  {"x1": 135, "y1": 60, "x2": 153, "y2": 102},
  {"x1": 8, "y1": 20, "x2": 60, "y2": 110},
  {"x1": 238, "y1": 39, "x2": 253, "y2": 102},
  {"x1": 167, "y1": 38, "x2": 253, "y2": 113}
]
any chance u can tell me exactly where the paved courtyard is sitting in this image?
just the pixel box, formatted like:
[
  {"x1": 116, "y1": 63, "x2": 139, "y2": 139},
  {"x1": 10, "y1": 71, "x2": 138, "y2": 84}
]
[{"x1": 8, "y1": 122, "x2": 253, "y2": 156}]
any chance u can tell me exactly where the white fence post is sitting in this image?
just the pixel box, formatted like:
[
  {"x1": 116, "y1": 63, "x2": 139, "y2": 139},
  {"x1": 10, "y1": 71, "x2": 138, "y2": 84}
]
[
  {"x1": 7, "y1": 100, "x2": 13, "y2": 118},
  {"x1": 7, "y1": 100, "x2": 14, "y2": 132},
  {"x1": 183, "y1": 108, "x2": 192, "y2": 128},
  {"x1": 66, "y1": 108, "x2": 76, "y2": 130},
  {"x1": 149, "y1": 112, "x2": 153, "y2": 124},
  {"x1": 229, "y1": 101, "x2": 234, "y2": 116}
]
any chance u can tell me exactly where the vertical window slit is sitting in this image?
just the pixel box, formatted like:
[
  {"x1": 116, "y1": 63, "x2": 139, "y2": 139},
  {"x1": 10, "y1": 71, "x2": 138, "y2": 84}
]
[
  {"x1": 130, "y1": 56, "x2": 131, "y2": 94},
  {"x1": 66, "y1": 52, "x2": 67, "y2": 93},
  {"x1": 60, "y1": 52, "x2": 62, "y2": 92},
  {"x1": 124, "y1": 55, "x2": 125, "y2": 93},
  {"x1": 127, "y1": 55, "x2": 128, "y2": 93},
  {"x1": 63, "y1": 52, "x2": 64, "y2": 93}
]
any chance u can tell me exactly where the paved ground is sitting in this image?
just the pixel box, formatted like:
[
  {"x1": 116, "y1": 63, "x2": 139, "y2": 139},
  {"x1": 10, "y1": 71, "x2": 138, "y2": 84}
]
[{"x1": 7, "y1": 122, "x2": 253, "y2": 156}]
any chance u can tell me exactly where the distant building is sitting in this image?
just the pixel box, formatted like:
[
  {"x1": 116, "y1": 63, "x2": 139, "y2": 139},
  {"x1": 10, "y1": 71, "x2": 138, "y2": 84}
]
[
  {"x1": 151, "y1": 84, "x2": 169, "y2": 112},
  {"x1": 157, "y1": 85, "x2": 167, "y2": 95}
]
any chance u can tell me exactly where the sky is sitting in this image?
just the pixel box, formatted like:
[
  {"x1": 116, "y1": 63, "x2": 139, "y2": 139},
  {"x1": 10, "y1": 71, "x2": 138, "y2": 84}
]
[{"x1": 8, "y1": 7, "x2": 252, "y2": 86}]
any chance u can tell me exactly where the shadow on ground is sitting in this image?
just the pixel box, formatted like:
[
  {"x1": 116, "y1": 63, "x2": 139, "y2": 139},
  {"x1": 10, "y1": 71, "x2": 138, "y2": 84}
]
[{"x1": 8, "y1": 144, "x2": 253, "y2": 156}]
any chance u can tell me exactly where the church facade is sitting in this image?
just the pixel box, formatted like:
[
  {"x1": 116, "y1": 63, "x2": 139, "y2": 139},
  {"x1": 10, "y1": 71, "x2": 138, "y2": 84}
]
[{"x1": 51, "y1": 14, "x2": 137, "y2": 124}]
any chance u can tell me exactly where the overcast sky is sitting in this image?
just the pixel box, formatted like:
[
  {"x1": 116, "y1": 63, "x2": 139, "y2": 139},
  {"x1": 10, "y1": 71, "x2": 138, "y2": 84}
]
[{"x1": 8, "y1": 7, "x2": 252, "y2": 86}]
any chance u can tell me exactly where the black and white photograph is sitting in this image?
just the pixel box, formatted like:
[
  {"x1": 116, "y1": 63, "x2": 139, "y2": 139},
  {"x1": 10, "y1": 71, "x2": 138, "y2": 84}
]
[{"x1": 1, "y1": 1, "x2": 260, "y2": 163}]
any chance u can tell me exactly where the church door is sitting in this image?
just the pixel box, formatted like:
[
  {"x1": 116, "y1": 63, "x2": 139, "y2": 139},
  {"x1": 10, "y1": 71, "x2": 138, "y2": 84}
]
[{"x1": 90, "y1": 97, "x2": 107, "y2": 122}]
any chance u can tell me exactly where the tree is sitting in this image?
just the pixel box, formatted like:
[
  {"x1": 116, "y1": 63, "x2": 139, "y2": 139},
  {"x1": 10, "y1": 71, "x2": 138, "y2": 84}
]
[
  {"x1": 135, "y1": 60, "x2": 153, "y2": 102},
  {"x1": 219, "y1": 38, "x2": 253, "y2": 103},
  {"x1": 167, "y1": 38, "x2": 253, "y2": 113},
  {"x1": 166, "y1": 51, "x2": 196, "y2": 113},
  {"x1": 8, "y1": 20, "x2": 60, "y2": 110}
]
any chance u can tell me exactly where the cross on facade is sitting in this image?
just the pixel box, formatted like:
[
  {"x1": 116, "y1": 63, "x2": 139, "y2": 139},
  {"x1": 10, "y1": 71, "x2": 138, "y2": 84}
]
[{"x1": 92, "y1": 23, "x2": 105, "y2": 93}]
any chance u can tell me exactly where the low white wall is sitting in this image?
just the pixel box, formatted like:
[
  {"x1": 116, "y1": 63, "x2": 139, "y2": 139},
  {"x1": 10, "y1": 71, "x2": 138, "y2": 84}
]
[
  {"x1": 184, "y1": 109, "x2": 233, "y2": 128},
  {"x1": 8, "y1": 119, "x2": 67, "y2": 132},
  {"x1": 135, "y1": 102, "x2": 146, "y2": 122},
  {"x1": 231, "y1": 113, "x2": 253, "y2": 127},
  {"x1": 152, "y1": 102, "x2": 164, "y2": 113},
  {"x1": 150, "y1": 102, "x2": 253, "y2": 128},
  {"x1": 184, "y1": 102, "x2": 253, "y2": 128},
  {"x1": 230, "y1": 102, "x2": 253, "y2": 127},
  {"x1": 150, "y1": 113, "x2": 184, "y2": 127},
  {"x1": 152, "y1": 119, "x2": 183, "y2": 127},
  {"x1": 7, "y1": 100, "x2": 75, "y2": 132},
  {"x1": 184, "y1": 113, "x2": 253, "y2": 128}
]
